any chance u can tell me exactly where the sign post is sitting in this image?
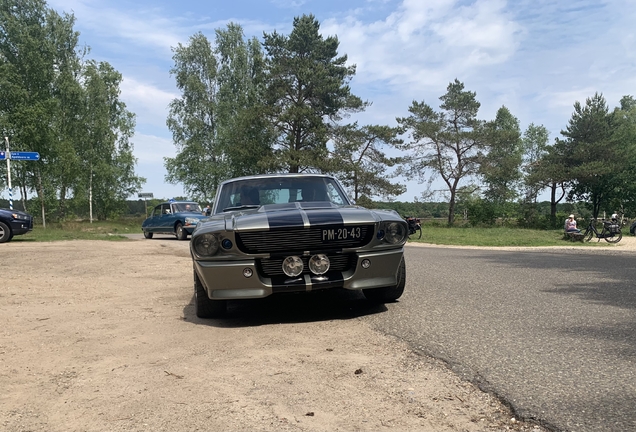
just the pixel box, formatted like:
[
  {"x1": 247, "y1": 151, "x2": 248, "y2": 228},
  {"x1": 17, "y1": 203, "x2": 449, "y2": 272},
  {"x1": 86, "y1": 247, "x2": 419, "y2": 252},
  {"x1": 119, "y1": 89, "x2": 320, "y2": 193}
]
[
  {"x1": 3, "y1": 137, "x2": 12, "y2": 209},
  {"x1": 138, "y1": 192, "x2": 154, "y2": 217},
  {"x1": 3, "y1": 138, "x2": 40, "y2": 210}
]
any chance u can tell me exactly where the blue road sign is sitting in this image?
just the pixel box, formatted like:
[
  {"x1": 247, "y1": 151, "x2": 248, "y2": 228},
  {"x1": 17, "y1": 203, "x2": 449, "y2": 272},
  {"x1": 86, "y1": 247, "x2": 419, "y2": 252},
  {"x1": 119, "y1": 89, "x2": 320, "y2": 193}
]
[
  {"x1": 10, "y1": 151, "x2": 40, "y2": 161},
  {"x1": 0, "y1": 151, "x2": 5, "y2": 160}
]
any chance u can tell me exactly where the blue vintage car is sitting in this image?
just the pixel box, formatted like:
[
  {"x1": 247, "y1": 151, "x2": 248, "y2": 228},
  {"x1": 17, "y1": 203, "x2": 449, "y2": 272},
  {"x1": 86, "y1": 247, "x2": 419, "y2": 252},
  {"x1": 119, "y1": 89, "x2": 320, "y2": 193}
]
[{"x1": 141, "y1": 201, "x2": 207, "y2": 240}]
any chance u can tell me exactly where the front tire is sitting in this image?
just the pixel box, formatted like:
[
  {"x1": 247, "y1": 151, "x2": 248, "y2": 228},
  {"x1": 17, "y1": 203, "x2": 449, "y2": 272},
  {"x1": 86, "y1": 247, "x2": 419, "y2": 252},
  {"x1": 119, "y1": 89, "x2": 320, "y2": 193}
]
[
  {"x1": 584, "y1": 228, "x2": 594, "y2": 242},
  {"x1": 194, "y1": 270, "x2": 226, "y2": 318},
  {"x1": 176, "y1": 223, "x2": 187, "y2": 240},
  {"x1": 0, "y1": 222, "x2": 12, "y2": 243},
  {"x1": 363, "y1": 257, "x2": 406, "y2": 303},
  {"x1": 143, "y1": 230, "x2": 153, "y2": 239}
]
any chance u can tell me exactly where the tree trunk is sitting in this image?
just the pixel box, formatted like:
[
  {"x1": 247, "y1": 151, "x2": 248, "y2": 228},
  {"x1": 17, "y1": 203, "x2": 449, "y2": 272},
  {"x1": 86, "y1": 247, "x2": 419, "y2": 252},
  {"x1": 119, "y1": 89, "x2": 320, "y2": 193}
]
[
  {"x1": 59, "y1": 186, "x2": 67, "y2": 220},
  {"x1": 20, "y1": 184, "x2": 28, "y2": 213},
  {"x1": 89, "y1": 167, "x2": 93, "y2": 223},
  {"x1": 36, "y1": 169, "x2": 46, "y2": 229},
  {"x1": 448, "y1": 192, "x2": 456, "y2": 225},
  {"x1": 550, "y1": 183, "x2": 557, "y2": 219}
]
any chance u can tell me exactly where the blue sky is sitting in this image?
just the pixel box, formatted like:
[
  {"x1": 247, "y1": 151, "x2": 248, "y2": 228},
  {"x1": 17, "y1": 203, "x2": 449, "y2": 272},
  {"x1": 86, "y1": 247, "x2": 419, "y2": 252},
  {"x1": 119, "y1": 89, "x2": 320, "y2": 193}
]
[{"x1": 12, "y1": 0, "x2": 636, "y2": 202}]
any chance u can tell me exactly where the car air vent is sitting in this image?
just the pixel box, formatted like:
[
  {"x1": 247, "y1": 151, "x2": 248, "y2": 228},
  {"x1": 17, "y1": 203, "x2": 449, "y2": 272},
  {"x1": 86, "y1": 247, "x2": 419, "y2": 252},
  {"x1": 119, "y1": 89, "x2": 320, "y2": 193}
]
[{"x1": 236, "y1": 225, "x2": 374, "y2": 254}]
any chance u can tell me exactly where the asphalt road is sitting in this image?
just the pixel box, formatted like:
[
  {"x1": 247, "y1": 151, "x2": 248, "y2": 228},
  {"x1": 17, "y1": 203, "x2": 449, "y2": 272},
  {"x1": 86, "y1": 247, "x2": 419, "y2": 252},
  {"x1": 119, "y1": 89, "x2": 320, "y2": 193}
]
[{"x1": 364, "y1": 245, "x2": 636, "y2": 432}]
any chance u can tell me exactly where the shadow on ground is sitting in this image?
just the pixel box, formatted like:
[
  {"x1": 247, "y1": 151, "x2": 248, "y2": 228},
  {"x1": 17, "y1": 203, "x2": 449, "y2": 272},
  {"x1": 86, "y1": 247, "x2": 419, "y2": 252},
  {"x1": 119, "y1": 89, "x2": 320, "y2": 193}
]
[{"x1": 182, "y1": 288, "x2": 389, "y2": 328}]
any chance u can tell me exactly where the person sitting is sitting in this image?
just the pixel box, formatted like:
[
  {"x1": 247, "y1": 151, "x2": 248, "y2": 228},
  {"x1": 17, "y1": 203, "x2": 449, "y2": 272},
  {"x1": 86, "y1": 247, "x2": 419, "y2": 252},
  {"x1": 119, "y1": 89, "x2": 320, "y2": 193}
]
[
  {"x1": 300, "y1": 183, "x2": 327, "y2": 202},
  {"x1": 239, "y1": 187, "x2": 260, "y2": 205},
  {"x1": 565, "y1": 214, "x2": 580, "y2": 233}
]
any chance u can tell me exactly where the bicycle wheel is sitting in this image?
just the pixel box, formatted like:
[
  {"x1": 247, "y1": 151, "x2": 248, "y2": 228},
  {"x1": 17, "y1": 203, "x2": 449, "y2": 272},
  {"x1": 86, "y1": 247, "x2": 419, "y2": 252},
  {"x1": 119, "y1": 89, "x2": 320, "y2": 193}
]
[
  {"x1": 583, "y1": 228, "x2": 594, "y2": 242},
  {"x1": 415, "y1": 225, "x2": 422, "y2": 239},
  {"x1": 408, "y1": 227, "x2": 418, "y2": 239},
  {"x1": 604, "y1": 229, "x2": 622, "y2": 243}
]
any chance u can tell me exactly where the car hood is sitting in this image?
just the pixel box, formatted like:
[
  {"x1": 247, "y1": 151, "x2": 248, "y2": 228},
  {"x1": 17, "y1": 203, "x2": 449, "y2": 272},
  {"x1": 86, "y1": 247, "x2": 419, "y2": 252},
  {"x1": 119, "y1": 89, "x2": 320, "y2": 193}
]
[
  {"x1": 210, "y1": 202, "x2": 401, "y2": 232},
  {"x1": 0, "y1": 208, "x2": 31, "y2": 218}
]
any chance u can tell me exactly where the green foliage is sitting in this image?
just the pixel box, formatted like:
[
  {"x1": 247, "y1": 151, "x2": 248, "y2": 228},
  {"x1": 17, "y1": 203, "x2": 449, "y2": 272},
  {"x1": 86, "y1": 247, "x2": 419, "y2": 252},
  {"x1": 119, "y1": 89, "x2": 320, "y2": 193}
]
[
  {"x1": 397, "y1": 79, "x2": 485, "y2": 225},
  {"x1": 330, "y1": 123, "x2": 405, "y2": 201},
  {"x1": 480, "y1": 106, "x2": 523, "y2": 204},
  {"x1": 0, "y1": 0, "x2": 143, "y2": 224},
  {"x1": 166, "y1": 26, "x2": 273, "y2": 201},
  {"x1": 262, "y1": 14, "x2": 366, "y2": 173}
]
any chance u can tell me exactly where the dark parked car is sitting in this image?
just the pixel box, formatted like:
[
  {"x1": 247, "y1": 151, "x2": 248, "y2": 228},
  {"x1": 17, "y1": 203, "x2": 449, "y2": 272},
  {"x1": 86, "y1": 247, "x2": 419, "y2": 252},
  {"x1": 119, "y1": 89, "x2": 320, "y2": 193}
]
[
  {"x1": 0, "y1": 208, "x2": 34, "y2": 243},
  {"x1": 190, "y1": 174, "x2": 408, "y2": 318},
  {"x1": 141, "y1": 201, "x2": 207, "y2": 240},
  {"x1": 630, "y1": 220, "x2": 636, "y2": 235}
]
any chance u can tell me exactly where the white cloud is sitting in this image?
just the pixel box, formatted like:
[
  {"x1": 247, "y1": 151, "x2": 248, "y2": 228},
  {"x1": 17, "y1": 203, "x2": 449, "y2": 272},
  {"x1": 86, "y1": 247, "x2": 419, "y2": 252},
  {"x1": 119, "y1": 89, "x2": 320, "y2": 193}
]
[
  {"x1": 322, "y1": 0, "x2": 522, "y2": 94},
  {"x1": 131, "y1": 133, "x2": 175, "y2": 164},
  {"x1": 120, "y1": 77, "x2": 176, "y2": 129}
]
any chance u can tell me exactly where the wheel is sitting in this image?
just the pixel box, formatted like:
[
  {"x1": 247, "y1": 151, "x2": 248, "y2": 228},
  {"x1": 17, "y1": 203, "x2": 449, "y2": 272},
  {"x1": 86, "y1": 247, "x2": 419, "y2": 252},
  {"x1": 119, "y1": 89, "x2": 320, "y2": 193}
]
[
  {"x1": 415, "y1": 225, "x2": 422, "y2": 239},
  {"x1": 363, "y1": 257, "x2": 406, "y2": 303},
  {"x1": 604, "y1": 229, "x2": 622, "y2": 244},
  {"x1": 0, "y1": 222, "x2": 12, "y2": 243},
  {"x1": 143, "y1": 230, "x2": 153, "y2": 239},
  {"x1": 175, "y1": 223, "x2": 187, "y2": 240},
  {"x1": 194, "y1": 270, "x2": 226, "y2": 318},
  {"x1": 583, "y1": 228, "x2": 594, "y2": 242}
]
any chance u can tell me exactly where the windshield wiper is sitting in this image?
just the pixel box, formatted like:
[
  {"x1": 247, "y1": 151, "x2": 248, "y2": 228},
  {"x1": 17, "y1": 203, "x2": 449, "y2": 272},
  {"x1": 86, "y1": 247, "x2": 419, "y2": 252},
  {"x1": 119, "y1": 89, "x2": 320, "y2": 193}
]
[{"x1": 222, "y1": 205, "x2": 260, "y2": 212}]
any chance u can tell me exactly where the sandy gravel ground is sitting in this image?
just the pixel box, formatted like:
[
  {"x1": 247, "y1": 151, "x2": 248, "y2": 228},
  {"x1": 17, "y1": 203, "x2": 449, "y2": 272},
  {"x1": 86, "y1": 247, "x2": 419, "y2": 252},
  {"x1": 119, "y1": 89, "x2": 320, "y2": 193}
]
[{"x1": 3, "y1": 235, "x2": 632, "y2": 432}]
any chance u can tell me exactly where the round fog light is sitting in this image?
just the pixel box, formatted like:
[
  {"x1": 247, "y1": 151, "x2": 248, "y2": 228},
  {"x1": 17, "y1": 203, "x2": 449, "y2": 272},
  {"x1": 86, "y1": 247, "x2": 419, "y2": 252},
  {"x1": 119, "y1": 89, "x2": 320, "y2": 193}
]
[
  {"x1": 361, "y1": 259, "x2": 371, "y2": 269},
  {"x1": 243, "y1": 268, "x2": 253, "y2": 278},
  {"x1": 309, "y1": 254, "x2": 330, "y2": 275},
  {"x1": 282, "y1": 256, "x2": 303, "y2": 277}
]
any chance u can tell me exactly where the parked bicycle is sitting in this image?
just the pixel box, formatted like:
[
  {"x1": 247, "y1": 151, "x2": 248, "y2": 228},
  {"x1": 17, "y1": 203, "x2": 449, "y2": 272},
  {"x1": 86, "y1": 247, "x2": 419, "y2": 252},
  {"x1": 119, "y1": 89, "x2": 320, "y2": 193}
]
[
  {"x1": 582, "y1": 217, "x2": 622, "y2": 243},
  {"x1": 405, "y1": 216, "x2": 422, "y2": 239}
]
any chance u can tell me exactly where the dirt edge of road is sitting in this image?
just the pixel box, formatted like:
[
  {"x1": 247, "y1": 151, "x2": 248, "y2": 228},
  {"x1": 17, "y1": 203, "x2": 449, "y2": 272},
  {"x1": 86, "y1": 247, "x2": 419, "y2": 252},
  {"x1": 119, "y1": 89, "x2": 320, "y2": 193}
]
[{"x1": 0, "y1": 239, "x2": 572, "y2": 431}]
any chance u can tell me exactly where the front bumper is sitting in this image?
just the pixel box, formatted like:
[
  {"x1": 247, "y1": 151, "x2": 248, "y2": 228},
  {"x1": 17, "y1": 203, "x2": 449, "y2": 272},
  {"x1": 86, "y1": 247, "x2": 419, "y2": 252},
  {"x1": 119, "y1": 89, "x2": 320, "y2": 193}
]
[
  {"x1": 193, "y1": 247, "x2": 404, "y2": 300},
  {"x1": 10, "y1": 220, "x2": 33, "y2": 236}
]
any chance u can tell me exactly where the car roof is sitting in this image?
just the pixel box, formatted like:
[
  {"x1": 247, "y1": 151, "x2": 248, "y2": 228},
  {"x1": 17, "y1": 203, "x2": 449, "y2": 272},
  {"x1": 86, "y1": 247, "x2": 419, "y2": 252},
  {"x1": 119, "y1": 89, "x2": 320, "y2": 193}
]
[
  {"x1": 218, "y1": 173, "x2": 337, "y2": 187},
  {"x1": 156, "y1": 201, "x2": 199, "y2": 205}
]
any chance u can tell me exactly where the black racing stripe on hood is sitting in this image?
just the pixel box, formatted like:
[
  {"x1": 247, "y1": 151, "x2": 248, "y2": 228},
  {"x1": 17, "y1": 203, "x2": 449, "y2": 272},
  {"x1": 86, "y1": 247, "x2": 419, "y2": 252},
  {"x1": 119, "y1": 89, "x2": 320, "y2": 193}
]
[
  {"x1": 266, "y1": 209, "x2": 305, "y2": 228},
  {"x1": 306, "y1": 209, "x2": 344, "y2": 226}
]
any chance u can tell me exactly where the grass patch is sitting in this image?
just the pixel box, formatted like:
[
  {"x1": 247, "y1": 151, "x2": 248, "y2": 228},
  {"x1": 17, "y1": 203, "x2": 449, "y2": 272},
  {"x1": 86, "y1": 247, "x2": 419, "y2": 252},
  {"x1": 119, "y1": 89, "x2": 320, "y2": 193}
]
[
  {"x1": 13, "y1": 218, "x2": 144, "y2": 242},
  {"x1": 10, "y1": 217, "x2": 609, "y2": 247},
  {"x1": 407, "y1": 225, "x2": 602, "y2": 247}
]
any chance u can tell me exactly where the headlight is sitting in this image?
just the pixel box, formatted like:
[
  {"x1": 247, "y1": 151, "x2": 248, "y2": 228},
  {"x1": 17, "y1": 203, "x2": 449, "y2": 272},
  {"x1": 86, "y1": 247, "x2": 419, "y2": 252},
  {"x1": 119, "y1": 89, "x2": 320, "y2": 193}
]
[
  {"x1": 383, "y1": 222, "x2": 407, "y2": 244},
  {"x1": 193, "y1": 233, "x2": 220, "y2": 256},
  {"x1": 308, "y1": 254, "x2": 330, "y2": 275},
  {"x1": 282, "y1": 256, "x2": 303, "y2": 277},
  {"x1": 185, "y1": 217, "x2": 199, "y2": 226}
]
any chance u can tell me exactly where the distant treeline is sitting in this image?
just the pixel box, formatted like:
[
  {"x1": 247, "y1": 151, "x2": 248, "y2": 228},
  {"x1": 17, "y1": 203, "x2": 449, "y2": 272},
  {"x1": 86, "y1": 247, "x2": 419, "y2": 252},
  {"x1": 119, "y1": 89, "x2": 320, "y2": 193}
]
[{"x1": 2, "y1": 198, "x2": 599, "y2": 229}]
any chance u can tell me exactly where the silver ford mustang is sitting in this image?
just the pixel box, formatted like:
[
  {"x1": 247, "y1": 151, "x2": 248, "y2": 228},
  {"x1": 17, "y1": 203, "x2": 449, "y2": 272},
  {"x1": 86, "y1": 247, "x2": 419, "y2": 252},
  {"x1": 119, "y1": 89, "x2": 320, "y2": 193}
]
[{"x1": 190, "y1": 173, "x2": 408, "y2": 318}]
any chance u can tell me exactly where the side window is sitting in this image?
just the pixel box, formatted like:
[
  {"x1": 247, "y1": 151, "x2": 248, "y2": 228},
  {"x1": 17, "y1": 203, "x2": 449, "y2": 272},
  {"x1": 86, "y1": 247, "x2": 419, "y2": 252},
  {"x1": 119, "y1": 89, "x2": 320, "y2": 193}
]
[
  {"x1": 161, "y1": 204, "x2": 171, "y2": 215},
  {"x1": 152, "y1": 206, "x2": 161, "y2": 217}
]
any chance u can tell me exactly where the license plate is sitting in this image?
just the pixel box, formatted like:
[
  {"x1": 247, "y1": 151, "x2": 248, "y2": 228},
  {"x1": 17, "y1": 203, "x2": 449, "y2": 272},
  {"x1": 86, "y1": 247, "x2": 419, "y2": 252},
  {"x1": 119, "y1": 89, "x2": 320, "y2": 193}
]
[{"x1": 321, "y1": 226, "x2": 363, "y2": 242}]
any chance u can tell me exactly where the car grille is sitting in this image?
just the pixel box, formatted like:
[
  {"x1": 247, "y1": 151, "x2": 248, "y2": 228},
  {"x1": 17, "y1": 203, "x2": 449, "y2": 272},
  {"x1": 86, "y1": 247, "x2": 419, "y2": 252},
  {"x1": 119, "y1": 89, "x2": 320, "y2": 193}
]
[
  {"x1": 236, "y1": 225, "x2": 374, "y2": 254},
  {"x1": 258, "y1": 253, "x2": 355, "y2": 277}
]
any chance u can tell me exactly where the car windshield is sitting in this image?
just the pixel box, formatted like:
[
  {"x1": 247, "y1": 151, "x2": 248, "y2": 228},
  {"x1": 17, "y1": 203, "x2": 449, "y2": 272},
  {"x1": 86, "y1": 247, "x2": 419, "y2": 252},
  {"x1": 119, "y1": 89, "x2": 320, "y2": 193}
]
[
  {"x1": 215, "y1": 177, "x2": 350, "y2": 214},
  {"x1": 174, "y1": 203, "x2": 202, "y2": 213}
]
